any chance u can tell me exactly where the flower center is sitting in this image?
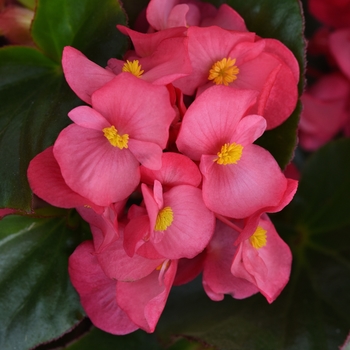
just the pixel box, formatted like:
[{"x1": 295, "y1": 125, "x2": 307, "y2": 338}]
[
  {"x1": 122, "y1": 59, "x2": 144, "y2": 78},
  {"x1": 249, "y1": 226, "x2": 267, "y2": 249},
  {"x1": 155, "y1": 206, "x2": 174, "y2": 231},
  {"x1": 214, "y1": 142, "x2": 243, "y2": 165},
  {"x1": 102, "y1": 125, "x2": 129, "y2": 149},
  {"x1": 208, "y1": 57, "x2": 239, "y2": 86}
]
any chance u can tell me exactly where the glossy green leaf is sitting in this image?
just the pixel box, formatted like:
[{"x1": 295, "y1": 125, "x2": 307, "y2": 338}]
[
  {"x1": 0, "y1": 47, "x2": 79, "y2": 211},
  {"x1": 31, "y1": 0, "x2": 128, "y2": 64},
  {"x1": 156, "y1": 139, "x2": 350, "y2": 349},
  {"x1": 292, "y1": 138, "x2": 350, "y2": 233},
  {"x1": 0, "y1": 0, "x2": 128, "y2": 211},
  {"x1": 0, "y1": 214, "x2": 89, "y2": 350}
]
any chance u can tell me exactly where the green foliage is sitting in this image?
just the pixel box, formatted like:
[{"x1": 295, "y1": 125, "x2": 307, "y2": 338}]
[{"x1": 0, "y1": 214, "x2": 89, "y2": 350}]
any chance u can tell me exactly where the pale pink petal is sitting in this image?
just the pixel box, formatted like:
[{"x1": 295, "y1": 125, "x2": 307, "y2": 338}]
[
  {"x1": 232, "y1": 215, "x2": 292, "y2": 303},
  {"x1": 116, "y1": 260, "x2": 178, "y2": 332},
  {"x1": 232, "y1": 114, "x2": 266, "y2": 146},
  {"x1": 203, "y1": 220, "x2": 259, "y2": 301},
  {"x1": 173, "y1": 26, "x2": 256, "y2": 95},
  {"x1": 68, "y1": 241, "x2": 138, "y2": 335},
  {"x1": 128, "y1": 139, "x2": 163, "y2": 170},
  {"x1": 117, "y1": 25, "x2": 187, "y2": 57},
  {"x1": 96, "y1": 225, "x2": 163, "y2": 282},
  {"x1": 62, "y1": 46, "x2": 115, "y2": 104},
  {"x1": 91, "y1": 74, "x2": 174, "y2": 149},
  {"x1": 200, "y1": 145, "x2": 287, "y2": 218},
  {"x1": 234, "y1": 178, "x2": 298, "y2": 245},
  {"x1": 139, "y1": 36, "x2": 192, "y2": 85},
  {"x1": 68, "y1": 106, "x2": 110, "y2": 130},
  {"x1": 151, "y1": 185, "x2": 215, "y2": 259},
  {"x1": 124, "y1": 214, "x2": 151, "y2": 257},
  {"x1": 54, "y1": 124, "x2": 140, "y2": 206},
  {"x1": 200, "y1": 4, "x2": 247, "y2": 31},
  {"x1": 146, "y1": 0, "x2": 180, "y2": 30},
  {"x1": 140, "y1": 152, "x2": 202, "y2": 188},
  {"x1": 176, "y1": 86, "x2": 259, "y2": 160}
]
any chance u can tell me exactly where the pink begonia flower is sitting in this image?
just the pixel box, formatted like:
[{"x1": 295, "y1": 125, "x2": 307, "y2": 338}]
[
  {"x1": 140, "y1": 152, "x2": 202, "y2": 189},
  {"x1": 68, "y1": 241, "x2": 139, "y2": 335},
  {"x1": 299, "y1": 72, "x2": 349, "y2": 151},
  {"x1": 108, "y1": 26, "x2": 192, "y2": 86},
  {"x1": 173, "y1": 26, "x2": 299, "y2": 129},
  {"x1": 116, "y1": 259, "x2": 178, "y2": 332},
  {"x1": 203, "y1": 219, "x2": 259, "y2": 301},
  {"x1": 62, "y1": 27, "x2": 191, "y2": 105},
  {"x1": 133, "y1": 180, "x2": 215, "y2": 259},
  {"x1": 177, "y1": 86, "x2": 290, "y2": 219},
  {"x1": 231, "y1": 214, "x2": 292, "y2": 303},
  {"x1": 27, "y1": 146, "x2": 103, "y2": 213},
  {"x1": 329, "y1": 29, "x2": 350, "y2": 80},
  {"x1": 309, "y1": 0, "x2": 350, "y2": 29},
  {"x1": 53, "y1": 73, "x2": 175, "y2": 206},
  {"x1": 146, "y1": 0, "x2": 247, "y2": 32}
]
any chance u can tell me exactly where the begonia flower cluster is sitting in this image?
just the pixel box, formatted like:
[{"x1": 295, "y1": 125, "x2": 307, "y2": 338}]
[{"x1": 27, "y1": 0, "x2": 299, "y2": 335}]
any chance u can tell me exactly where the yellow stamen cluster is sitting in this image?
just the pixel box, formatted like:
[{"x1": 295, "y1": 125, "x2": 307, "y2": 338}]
[
  {"x1": 155, "y1": 206, "x2": 174, "y2": 231},
  {"x1": 102, "y1": 125, "x2": 129, "y2": 149},
  {"x1": 249, "y1": 226, "x2": 267, "y2": 249},
  {"x1": 122, "y1": 60, "x2": 144, "y2": 78},
  {"x1": 208, "y1": 57, "x2": 239, "y2": 86},
  {"x1": 214, "y1": 142, "x2": 243, "y2": 165}
]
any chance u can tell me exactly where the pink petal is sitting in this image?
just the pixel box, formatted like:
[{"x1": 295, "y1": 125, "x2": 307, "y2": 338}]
[
  {"x1": 232, "y1": 215, "x2": 292, "y2": 303},
  {"x1": 176, "y1": 86, "x2": 259, "y2": 160},
  {"x1": 54, "y1": 124, "x2": 140, "y2": 206},
  {"x1": 128, "y1": 139, "x2": 163, "y2": 170},
  {"x1": 116, "y1": 260, "x2": 178, "y2": 332},
  {"x1": 96, "y1": 225, "x2": 164, "y2": 281},
  {"x1": 62, "y1": 46, "x2": 115, "y2": 104},
  {"x1": 68, "y1": 241, "x2": 138, "y2": 335},
  {"x1": 140, "y1": 152, "x2": 202, "y2": 188},
  {"x1": 173, "y1": 26, "x2": 256, "y2": 95},
  {"x1": 203, "y1": 220, "x2": 259, "y2": 301},
  {"x1": 329, "y1": 29, "x2": 350, "y2": 80},
  {"x1": 117, "y1": 25, "x2": 187, "y2": 57},
  {"x1": 150, "y1": 185, "x2": 216, "y2": 259},
  {"x1": 27, "y1": 146, "x2": 102, "y2": 211},
  {"x1": 200, "y1": 145, "x2": 287, "y2": 219},
  {"x1": 91, "y1": 74, "x2": 174, "y2": 149},
  {"x1": 200, "y1": 4, "x2": 247, "y2": 31},
  {"x1": 146, "y1": 0, "x2": 180, "y2": 30},
  {"x1": 68, "y1": 105, "x2": 110, "y2": 130}
]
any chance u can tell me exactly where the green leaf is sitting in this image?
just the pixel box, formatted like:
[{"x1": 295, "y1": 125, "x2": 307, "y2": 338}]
[
  {"x1": 0, "y1": 214, "x2": 89, "y2": 350},
  {"x1": 0, "y1": 47, "x2": 79, "y2": 211},
  {"x1": 155, "y1": 139, "x2": 350, "y2": 350},
  {"x1": 292, "y1": 138, "x2": 350, "y2": 233},
  {"x1": 0, "y1": 0, "x2": 128, "y2": 211},
  {"x1": 31, "y1": 0, "x2": 128, "y2": 64},
  {"x1": 17, "y1": 0, "x2": 36, "y2": 10}
]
